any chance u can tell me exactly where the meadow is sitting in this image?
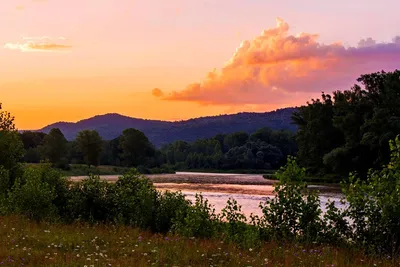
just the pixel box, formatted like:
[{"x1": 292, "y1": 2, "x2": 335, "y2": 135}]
[{"x1": 1, "y1": 216, "x2": 396, "y2": 267}]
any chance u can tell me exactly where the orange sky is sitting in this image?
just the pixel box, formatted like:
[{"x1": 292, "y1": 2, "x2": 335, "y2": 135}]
[{"x1": 1, "y1": 0, "x2": 400, "y2": 129}]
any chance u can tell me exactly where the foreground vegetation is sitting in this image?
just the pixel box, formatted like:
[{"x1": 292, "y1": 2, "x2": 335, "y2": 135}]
[
  {"x1": 1, "y1": 216, "x2": 397, "y2": 267},
  {"x1": 1, "y1": 137, "x2": 400, "y2": 257}
]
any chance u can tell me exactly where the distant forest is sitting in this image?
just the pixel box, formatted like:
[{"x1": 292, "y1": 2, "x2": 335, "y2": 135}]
[
  {"x1": 19, "y1": 126, "x2": 297, "y2": 173},
  {"x1": 3, "y1": 70, "x2": 400, "y2": 181}
]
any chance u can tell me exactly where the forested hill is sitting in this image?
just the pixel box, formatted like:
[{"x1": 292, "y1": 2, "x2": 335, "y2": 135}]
[{"x1": 38, "y1": 108, "x2": 297, "y2": 147}]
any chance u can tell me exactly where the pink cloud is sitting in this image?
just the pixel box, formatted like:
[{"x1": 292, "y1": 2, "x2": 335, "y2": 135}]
[{"x1": 154, "y1": 18, "x2": 400, "y2": 107}]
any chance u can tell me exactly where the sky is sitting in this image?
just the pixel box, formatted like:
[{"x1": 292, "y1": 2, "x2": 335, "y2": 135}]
[{"x1": 1, "y1": 0, "x2": 400, "y2": 129}]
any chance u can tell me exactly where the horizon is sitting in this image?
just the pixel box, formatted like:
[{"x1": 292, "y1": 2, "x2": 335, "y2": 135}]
[{"x1": 2, "y1": 0, "x2": 400, "y2": 129}]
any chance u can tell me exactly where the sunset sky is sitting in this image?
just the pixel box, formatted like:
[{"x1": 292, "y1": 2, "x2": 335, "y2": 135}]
[{"x1": 1, "y1": 0, "x2": 400, "y2": 129}]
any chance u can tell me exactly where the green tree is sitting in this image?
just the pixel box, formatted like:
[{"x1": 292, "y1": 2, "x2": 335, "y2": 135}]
[
  {"x1": 292, "y1": 93, "x2": 344, "y2": 175},
  {"x1": 42, "y1": 128, "x2": 68, "y2": 166},
  {"x1": 0, "y1": 103, "x2": 24, "y2": 190},
  {"x1": 76, "y1": 130, "x2": 103, "y2": 167},
  {"x1": 293, "y1": 70, "x2": 400, "y2": 179},
  {"x1": 119, "y1": 128, "x2": 155, "y2": 167},
  {"x1": 20, "y1": 131, "x2": 47, "y2": 163}
]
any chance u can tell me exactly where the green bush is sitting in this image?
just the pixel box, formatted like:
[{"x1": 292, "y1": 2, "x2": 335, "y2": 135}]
[
  {"x1": 111, "y1": 169, "x2": 158, "y2": 229},
  {"x1": 342, "y1": 136, "x2": 400, "y2": 255},
  {"x1": 8, "y1": 167, "x2": 58, "y2": 222},
  {"x1": 66, "y1": 174, "x2": 114, "y2": 224},
  {"x1": 260, "y1": 182, "x2": 324, "y2": 243},
  {"x1": 172, "y1": 194, "x2": 219, "y2": 238},
  {"x1": 220, "y1": 198, "x2": 260, "y2": 248},
  {"x1": 154, "y1": 190, "x2": 191, "y2": 233}
]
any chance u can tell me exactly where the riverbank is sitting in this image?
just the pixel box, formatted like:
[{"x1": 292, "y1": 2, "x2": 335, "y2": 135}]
[{"x1": 1, "y1": 216, "x2": 395, "y2": 267}]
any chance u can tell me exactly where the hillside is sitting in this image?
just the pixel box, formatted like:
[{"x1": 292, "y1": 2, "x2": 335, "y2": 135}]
[{"x1": 38, "y1": 108, "x2": 297, "y2": 147}]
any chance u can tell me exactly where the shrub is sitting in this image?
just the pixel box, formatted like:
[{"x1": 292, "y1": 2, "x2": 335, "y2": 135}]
[
  {"x1": 66, "y1": 174, "x2": 114, "y2": 224},
  {"x1": 260, "y1": 182, "x2": 324, "y2": 243},
  {"x1": 220, "y1": 198, "x2": 260, "y2": 248},
  {"x1": 172, "y1": 194, "x2": 219, "y2": 238},
  {"x1": 154, "y1": 190, "x2": 191, "y2": 233},
  {"x1": 8, "y1": 167, "x2": 58, "y2": 222},
  {"x1": 342, "y1": 136, "x2": 400, "y2": 255},
  {"x1": 275, "y1": 155, "x2": 306, "y2": 183},
  {"x1": 0, "y1": 166, "x2": 9, "y2": 194},
  {"x1": 111, "y1": 169, "x2": 158, "y2": 229}
]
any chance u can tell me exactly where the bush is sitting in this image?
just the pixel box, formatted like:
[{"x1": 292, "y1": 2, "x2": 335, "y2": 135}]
[
  {"x1": 54, "y1": 158, "x2": 70, "y2": 170},
  {"x1": 8, "y1": 167, "x2": 58, "y2": 222},
  {"x1": 259, "y1": 156, "x2": 348, "y2": 245},
  {"x1": 66, "y1": 174, "x2": 114, "y2": 224},
  {"x1": 154, "y1": 190, "x2": 191, "y2": 233},
  {"x1": 260, "y1": 182, "x2": 324, "y2": 243},
  {"x1": 220, "y1": 198, "x2": 260, "y2": 248},
  {"x1": 111, "y1": 169, "x2": 158, "y2": 229},
  {"x1": 342, "y1": 136, "x2": 400, "y2": 255},
  {"x1": 172, "y1": 194, "x2": 219, "y2": 238}
]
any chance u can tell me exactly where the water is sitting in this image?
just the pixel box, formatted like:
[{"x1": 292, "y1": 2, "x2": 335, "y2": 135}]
[
  {"x1": 71, "y1": 172, "x2": 347, "y2": 218},
  {"x1": 156, "y1": 186, "x2": 345, "y2": 218}
]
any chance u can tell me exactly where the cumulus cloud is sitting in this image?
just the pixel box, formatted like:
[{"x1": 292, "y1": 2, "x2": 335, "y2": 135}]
[
  {"x1": 154, "y1": 18, "x2": 400, "y2": 107},
  {"x1": 4, "y1": 37, "x2": 71, "y2": 52}
]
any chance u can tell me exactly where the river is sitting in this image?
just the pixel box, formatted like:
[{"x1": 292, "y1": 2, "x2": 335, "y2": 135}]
[{"x1": 70, "y1": 172, "x2": 346, "y2": 218}]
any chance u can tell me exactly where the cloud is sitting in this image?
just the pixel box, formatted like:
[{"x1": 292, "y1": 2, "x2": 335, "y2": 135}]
[
  {"x1": 16, "y1": 5, "x2": 25, "y2": 10},
  {"x1": 152, "y1": 88, "x2": 164, "y2": 97},
  {"x1": 154, "y1": 18, "x2": 400, "y2": 107},
  {"x1": 4, "y1": 37, "x2": 71, "y2": 52}
]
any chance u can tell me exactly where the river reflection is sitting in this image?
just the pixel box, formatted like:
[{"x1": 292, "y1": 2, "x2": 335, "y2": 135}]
[{"x1": 156, "y1": 185, "x2": 346, "y2": 218}]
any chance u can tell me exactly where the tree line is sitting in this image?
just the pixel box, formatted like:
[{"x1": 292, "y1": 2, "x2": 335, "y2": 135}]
[
  {"x1": 292, "y1": 70, "x2": 400, "y2": 179},
  {"x1": 18, "y1": 123, "x2": 297, "y2": 173}
]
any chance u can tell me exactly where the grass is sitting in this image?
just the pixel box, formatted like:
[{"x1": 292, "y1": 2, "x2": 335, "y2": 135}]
[{"x1": 0, "y1": 216, "x2": 397, "y2": 267}]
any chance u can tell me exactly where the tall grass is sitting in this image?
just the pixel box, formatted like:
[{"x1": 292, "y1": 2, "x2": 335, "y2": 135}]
[{"x1": 0, "y1": 216, "x2": 396, "y2": 267}]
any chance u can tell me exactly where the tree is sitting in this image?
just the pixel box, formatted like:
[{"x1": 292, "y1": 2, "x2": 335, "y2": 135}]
[
  {"x1": 20, "y1": 131, "x2": 47, "y2": 163},
  {"x1": 119, "y1": 128, "x2": 155, "y2": 167},
  {"x1": 42, "y1": 128, "x2": 67, "y2": 166},
  {"x1": 0, "y1": 103, "x2": 24, "y2": 190},
  {"x1": 292, "y1": 70, "x2": 400, "y2": 179},
  {"x1": 76, "y1": 130, "x2": 103, "y2": 167},
  {"x1": 0, "y1": 103, "x2": 16, "y2": 131}
]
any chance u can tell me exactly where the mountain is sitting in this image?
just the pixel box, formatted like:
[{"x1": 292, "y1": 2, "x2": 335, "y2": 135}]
[{"x1": 38, "y1": 108, "x2": 297, "y2": 147}]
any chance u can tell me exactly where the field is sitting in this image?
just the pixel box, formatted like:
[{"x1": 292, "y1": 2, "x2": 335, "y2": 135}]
[{"x1": 0, "y1": 216, "x2": 396, "y2": 267}]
